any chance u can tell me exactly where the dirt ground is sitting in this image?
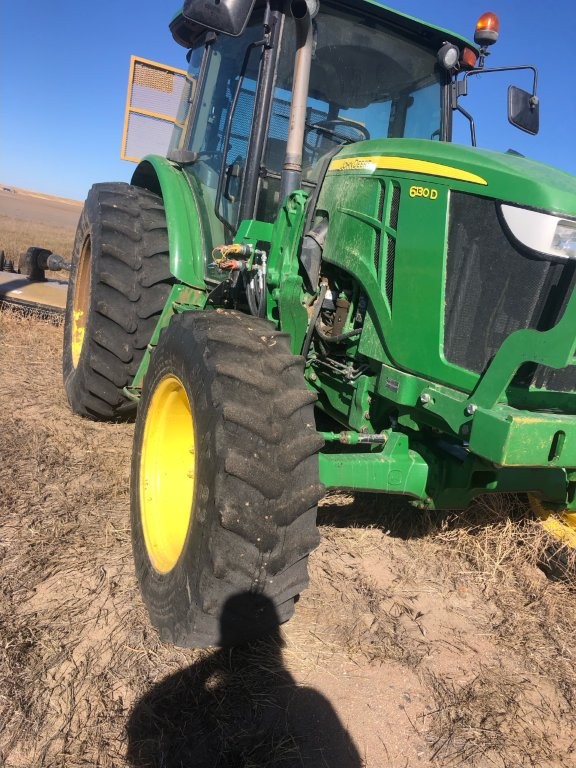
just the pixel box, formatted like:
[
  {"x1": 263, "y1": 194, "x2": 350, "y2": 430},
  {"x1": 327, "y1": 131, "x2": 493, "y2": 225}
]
[{"x1": 1, "y1": 192, "x2": 576, "y2": 767}]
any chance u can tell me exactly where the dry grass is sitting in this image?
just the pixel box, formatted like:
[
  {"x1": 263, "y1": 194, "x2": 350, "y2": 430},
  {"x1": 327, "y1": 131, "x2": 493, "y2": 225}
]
[
  {"x1": 0, "y1": 214, "x2": 75, "y2": 265},
  {"x1": 425, "y1": 667, "x2": 567, "y2": 767},
  {"x1": 422, "y1": 498, "x2": 576, "y2": 765},
  {"x1": 311, "y1": 492, "x2": 576, "y2": 765}
]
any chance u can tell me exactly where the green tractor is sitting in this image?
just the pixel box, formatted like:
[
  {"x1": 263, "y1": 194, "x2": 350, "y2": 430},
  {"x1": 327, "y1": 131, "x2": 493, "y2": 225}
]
[{"x1": 63, "y1": 0, "x2": 576, "y2": 646}]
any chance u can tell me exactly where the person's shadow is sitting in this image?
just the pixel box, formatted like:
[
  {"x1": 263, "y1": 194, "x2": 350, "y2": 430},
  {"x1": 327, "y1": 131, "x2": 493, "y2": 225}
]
[{"x1": 126, "y1": 593, "x2": 363, "y2": 767}]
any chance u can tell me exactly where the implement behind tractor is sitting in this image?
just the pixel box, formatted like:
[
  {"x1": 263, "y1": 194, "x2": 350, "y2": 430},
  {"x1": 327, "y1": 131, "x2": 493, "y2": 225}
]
[
  {"x1": 0, "y1": 247, "x2": 70, "y2": 315},
  {"x1": 63, "y1": 0, "x2": 576, "y2": 646}
]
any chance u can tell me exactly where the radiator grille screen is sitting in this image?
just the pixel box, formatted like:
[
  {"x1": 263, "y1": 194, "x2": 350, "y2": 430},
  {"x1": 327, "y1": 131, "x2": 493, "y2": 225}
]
[
  {"x1": 121, "y1": 57, "x2": 187, "y2": 162},
  {"x1": 445, "y1": 192, "x2": 576, "y2": 392},
  {"x1": 385, "y1": 184, "x2": 400, "y2": 307}
]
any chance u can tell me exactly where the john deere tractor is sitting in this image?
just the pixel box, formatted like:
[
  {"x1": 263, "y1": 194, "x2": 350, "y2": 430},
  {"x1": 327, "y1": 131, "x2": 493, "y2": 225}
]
[{"x1": 63, "y1": 0, "x2": 576, "y2": 646}]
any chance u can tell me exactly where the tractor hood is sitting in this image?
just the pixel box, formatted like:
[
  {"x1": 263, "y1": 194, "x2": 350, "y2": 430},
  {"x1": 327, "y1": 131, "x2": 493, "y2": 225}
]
[{"x1": 329, "y1": 139, "x2": 576, "y2": 218}]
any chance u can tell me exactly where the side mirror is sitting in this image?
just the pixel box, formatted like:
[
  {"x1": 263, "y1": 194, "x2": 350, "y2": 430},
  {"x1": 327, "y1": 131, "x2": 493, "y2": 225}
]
[
  {"x1": 182, "y1": 0, "x2": 257, "y2": 36},
  {"x1": 508, "y1": 85, "x2": 539, "y2": 135}
]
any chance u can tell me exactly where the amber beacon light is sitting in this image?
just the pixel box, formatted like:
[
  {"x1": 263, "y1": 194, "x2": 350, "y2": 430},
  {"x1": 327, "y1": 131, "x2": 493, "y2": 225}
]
[{"x1": 474, "y1": 12, "x2": 500, "y2": 46}]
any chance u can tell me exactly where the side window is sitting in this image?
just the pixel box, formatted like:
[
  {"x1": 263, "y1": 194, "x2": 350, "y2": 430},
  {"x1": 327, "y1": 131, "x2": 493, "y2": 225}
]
[
  {"x1": 185, "y1": 24, "x2": 263, "y2": 231},
  {"x1": 404, "y1": 82, "x2": 441, "y2": 140},
  {"x1": 168, "y1": 48, "x2": 202, "y2": 153},
  {"x1": 219, "y1": 54, "x2": 260, "y2": 226},
  {"x1": 256, "y1": 84, "x2": 293, "y2": 222}
]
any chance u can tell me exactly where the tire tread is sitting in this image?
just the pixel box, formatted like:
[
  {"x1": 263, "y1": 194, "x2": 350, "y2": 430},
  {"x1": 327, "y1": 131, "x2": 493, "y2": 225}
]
[
  {"x1": 63, "y1": 183, "x2": 172, "y2": 420},
  {"x1": 132, "y1": 310, "x2": 324, "y2": 646}
]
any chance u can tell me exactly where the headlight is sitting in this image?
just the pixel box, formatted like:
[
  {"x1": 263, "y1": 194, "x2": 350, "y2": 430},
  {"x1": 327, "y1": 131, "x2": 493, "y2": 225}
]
[
  {"x1": 551, "y1": 220, "x2": 576, "y2": 259},
  {"x1": 501, "y1": 204, "x2": 576, "y2": 261}
]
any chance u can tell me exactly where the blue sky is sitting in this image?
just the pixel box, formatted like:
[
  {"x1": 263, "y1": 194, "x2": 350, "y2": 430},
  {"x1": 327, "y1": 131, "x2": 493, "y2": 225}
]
[{"x1": 2, "y1": 1, "x2": 574, "y2": 200}]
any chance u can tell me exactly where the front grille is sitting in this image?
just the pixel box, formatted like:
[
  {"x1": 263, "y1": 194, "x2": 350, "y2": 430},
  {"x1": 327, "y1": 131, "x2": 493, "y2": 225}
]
[
  {"x1": 444, "y1": 192, "x2": 576, "y2": 393},
  {"x1": 373, "y1": 183, "x2": 386, "y2": 274},
  {"x1": 385, "y1": 184, "x2": 400, "y2": 307}
]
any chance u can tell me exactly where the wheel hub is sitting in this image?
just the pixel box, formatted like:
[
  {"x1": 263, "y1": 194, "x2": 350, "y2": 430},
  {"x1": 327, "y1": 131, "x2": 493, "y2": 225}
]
[
  {"x1": 71, "y1": 237, "x2": 91, "y2": 367},
  {"x1": 140, "y1": 375, "x2": 196, "y2": 574}
]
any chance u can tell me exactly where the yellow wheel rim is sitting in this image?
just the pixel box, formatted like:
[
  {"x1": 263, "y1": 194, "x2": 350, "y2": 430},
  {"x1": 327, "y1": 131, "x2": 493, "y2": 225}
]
[
  {"x1": 529, "y1": 494, "x2": 576, "y2": 549},
  {"x1": 71, "y1": 237, "x2": 91, "y2": 367},
  {"x1": 140, "y1": 375, "x2": 196, "y2": 574}
]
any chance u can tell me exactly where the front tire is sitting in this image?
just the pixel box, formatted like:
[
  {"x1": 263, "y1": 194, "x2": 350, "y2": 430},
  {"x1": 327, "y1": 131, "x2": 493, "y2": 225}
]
[
  {"x1": 131, "y1": 310, "x2": 324, "y2": 647},
  {"x1": 63, "y1": 183, "x2": 172, "y2": 420}
]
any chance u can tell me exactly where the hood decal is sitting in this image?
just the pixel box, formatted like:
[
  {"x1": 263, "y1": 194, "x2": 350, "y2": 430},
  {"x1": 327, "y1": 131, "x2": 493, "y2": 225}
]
[{"x1": 328, "y1": 155, "x2": 488, "y2": 186}]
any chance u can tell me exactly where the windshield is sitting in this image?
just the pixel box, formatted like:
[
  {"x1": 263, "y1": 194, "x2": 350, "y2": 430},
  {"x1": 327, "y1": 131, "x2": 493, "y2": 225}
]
[
  {"x1": 280, "y1": 5, "x2": 442, "y2": 151},
  {"x1": 171, "y1": 4, "x2": 444, "y2": 175}
]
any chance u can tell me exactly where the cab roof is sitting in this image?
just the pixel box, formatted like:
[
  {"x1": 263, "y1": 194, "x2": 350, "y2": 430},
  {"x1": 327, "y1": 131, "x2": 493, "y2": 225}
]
[{"x1": 171, "y1": 0, "x2": 478, "y2": 54}]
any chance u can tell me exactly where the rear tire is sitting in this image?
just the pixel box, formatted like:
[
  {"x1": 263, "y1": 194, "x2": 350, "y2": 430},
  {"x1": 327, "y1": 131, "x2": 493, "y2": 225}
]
[
  {"x1": 63, "y1": 183, "x2": 172, "y2": 420},
  {"x1": 131, "y1": 310, "x2": 324, "y2": 647}
]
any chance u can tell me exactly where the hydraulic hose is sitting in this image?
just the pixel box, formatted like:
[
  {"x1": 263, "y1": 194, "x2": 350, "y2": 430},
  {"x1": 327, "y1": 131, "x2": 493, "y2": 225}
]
[{"x1": 314, "y1": 318, "x2": 361, "y2": 344}]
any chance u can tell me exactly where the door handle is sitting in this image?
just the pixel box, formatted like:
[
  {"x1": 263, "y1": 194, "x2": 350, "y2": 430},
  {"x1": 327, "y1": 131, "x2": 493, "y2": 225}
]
[{"x1": 223, "y1": 162, "x2": 241, "y2": 202}]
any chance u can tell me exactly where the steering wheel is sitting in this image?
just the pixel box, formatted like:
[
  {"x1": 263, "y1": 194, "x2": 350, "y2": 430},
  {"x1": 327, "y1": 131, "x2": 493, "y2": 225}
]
[{"x1": 306, "y1": 119, "x2": 370, "y2": 151}]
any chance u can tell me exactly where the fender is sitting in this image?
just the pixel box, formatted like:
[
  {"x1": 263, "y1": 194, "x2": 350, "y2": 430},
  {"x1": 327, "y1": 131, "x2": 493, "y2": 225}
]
[{"x1": 132, "y1": 156, "x2": 206, "y2": 289}]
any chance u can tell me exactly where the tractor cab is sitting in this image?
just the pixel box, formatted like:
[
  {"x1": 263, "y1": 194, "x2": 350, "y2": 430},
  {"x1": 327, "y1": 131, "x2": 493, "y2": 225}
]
[{"x1": 164, "y1": 0, "x2": 472, "y2": 260}]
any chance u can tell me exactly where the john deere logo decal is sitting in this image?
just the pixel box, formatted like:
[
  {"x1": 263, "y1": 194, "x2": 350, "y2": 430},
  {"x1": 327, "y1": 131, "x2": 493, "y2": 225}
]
[{"x1": 328, "y1": 155, "x2": 488, "y2": 186}]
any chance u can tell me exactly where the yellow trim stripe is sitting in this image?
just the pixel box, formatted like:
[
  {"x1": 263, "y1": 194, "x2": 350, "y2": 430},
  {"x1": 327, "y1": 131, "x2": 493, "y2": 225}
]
[{"x1": 328, "y1": 155, "x2": 488, "y2": 186}]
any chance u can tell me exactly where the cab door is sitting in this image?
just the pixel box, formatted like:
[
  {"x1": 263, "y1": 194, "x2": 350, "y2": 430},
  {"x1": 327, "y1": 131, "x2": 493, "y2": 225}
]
[{"x1": 181, "y1": 19, "x2": 265, "y2": 242}]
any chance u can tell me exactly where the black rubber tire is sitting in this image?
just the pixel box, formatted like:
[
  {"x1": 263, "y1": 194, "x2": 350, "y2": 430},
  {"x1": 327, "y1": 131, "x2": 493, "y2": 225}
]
[
  {"x1": 63, "y1": 183, "x2": 172, "y2": 420},
  {"x1": 131, "y1": 310, "x2": 325, "y2": 647}
]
